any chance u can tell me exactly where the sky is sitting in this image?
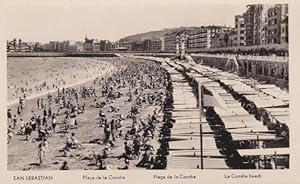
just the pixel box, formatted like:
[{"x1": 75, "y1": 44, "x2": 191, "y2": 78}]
[{"x1": 1, "y1": 2, "x2": 249, "y2": 43}]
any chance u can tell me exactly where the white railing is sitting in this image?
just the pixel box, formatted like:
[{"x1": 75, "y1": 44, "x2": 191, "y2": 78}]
[{"x1": 191, "y1": 53, "x2": 289, "y2": 63}]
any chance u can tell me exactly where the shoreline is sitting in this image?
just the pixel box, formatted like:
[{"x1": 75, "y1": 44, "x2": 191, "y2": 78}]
[{"x1": 7, "y1": 65, "x2": 115, "y2": 107}]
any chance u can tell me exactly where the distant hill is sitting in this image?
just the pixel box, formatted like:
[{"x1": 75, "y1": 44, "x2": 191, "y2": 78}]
[{"x1": 119, "y1": 27, "x2": 199, "y2": 42}]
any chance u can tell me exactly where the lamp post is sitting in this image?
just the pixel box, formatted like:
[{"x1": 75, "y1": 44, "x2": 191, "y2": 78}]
[
  {"x1": 257, "y1": 132, "x2": 260, "y2": 169},
  {"x1": 198, "y1": 79, "x2": 204, "y2": 169},
  {"x1": 176, "y1": 35, "x2": 180, "y2": 56},
  {"x1": 180, "y1": 32, "x2": 187, "y2": 60},
  {"x1": 196, "y1": 78, "x2": 213, "y2": 169}
]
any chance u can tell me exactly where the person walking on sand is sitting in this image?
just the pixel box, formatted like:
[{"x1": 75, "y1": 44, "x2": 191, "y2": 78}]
[
  {"x1": 52, "y1": 116, "x2": 57, "y2": 133},
  {"x1": 17, "y1": 105, "x2": 22, "y2": 117},
  {"x1": 38, "y1": 138, "x2": 49, "y2": 165},
  {"x1": 19, "y1": 118, "x2": 25, "y2": 134},
  {"x1": 24, "y1": 123, "x2": 33, "y2": 141},
  {"x1": 12, "y1": 115, "x2": 17, "y2": 129},
  {"x1": 37, "y1": 98, "x2": 40, "y2": 109},
  {"x1": 7, "y1": 109, "x2": 12, "y2": 124},
  {"x1": 7, "y1": 125, "x2": 15, "y2": 144},
  {"x1": 41, "y1": 98, "x2": 44, "y2": 109}
]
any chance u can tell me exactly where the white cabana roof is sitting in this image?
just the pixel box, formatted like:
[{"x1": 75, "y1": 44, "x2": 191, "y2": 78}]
[
  {"x1": 237, "y1": 148, "x2": 290, "y2": 156},
  {"x1": 230, "y1": 133, "x2": 276, "y2": 141},
  {"x1": 253, "y1": 99, "x2": 288, "y2": 108}
]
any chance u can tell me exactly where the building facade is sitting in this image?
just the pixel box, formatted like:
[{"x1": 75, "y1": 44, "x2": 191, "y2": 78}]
[
  {"x1": 280, "y1": 17, "x2": 288, "y2": 44},
  {"x1": 69, "y1": 45, "x2": 78, "y2": 52},
  {"x1": 187, "y1": 27, "x2": 207, "y2": 49},
  {"x1": 143, "y1": 39, "x2": 151, "y2": 52},
  {"x1": 228, "y1": 29, "x2": 237, "y2": 47},
  {"x1": 7, "y1": 39, "x2": 35, "y2": 52},
  {"x1": 83, "y1": 37, "x2": 94, "y2": 52},
  {"x1": 49, "y1": 41, "x2": 60, "y2": 52},
  {"x1": 243, "y1": 5, "x2": 255, "y2": 46},
  {"x1": 259, "y1": 5, "x2": 272, "y2": 45},
  {"x1": 92, "y1": 40, "x2": 112, "y2": 52},
  {"x1": 131, "y1": 40, "x2": 145, "y2": 51},
  {"x1": 187, "y1": 26, "x2": 229, "y2": 50},
  {"x1": 241, "y1": 4, "x2": 288, "y2": 46},
  {"x1": 210, "y1": 29, "x2": 231, "y2": 48},
  {"x1": 150, "y1": 38, "x2": 163, "y2": 52},
  {"x1": 93, "y1": 42, "x2": 101, "y2": 52},
  {"x1": 253, "y1": 5, "x2": 263, "y2": 45},
  {"x1": 111, "y1": 42, "x2": 128, "y2": 51},
  {"x1": 164, "y1": 31, "x2": 178, "y2": 52},
  {"x1": 234, "y1": 15, "x2": 246, "y2": 46},
  {"x1": 105, "y1": 41, "x2": 112, "y2": 51},
  {"x1": 267, "y1": 4, "x2": 288, "y2": 44},
  {"x1": 118, "y1": 39, "x2": 132, "y2": 51},
  {"x1": 58, "y1": 41, "x2": 70, "y2": 52}
]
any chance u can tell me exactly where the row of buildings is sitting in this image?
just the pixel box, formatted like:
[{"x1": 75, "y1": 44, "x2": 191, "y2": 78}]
[
  {"x1": 40, "y1": 38, "x2": 113, "y2": 52},
  {"x1": 7, "y1": 37, "x2": 113, "y2": 53},
  {"x1": 7, "y1": 37, "x2": 163, "y2": 53},
  {"x1": 167, "y1": 4, "x2": 288, "y2": 53},
  {"x1": 7, "y1": 39, "x2": 40, "y2": 52},
  {"x1": 7, "y1": 4, "x2": 288, "y2": 53},
  {"x1": 115, "y1": 4, "x2": 288, "y2": 53},
  {"x1": 113, "y1": 37, "x2": 164, "y2": 52},
  {"x1": 230, "y1": 4, "x2": 288, "y2": 47}
]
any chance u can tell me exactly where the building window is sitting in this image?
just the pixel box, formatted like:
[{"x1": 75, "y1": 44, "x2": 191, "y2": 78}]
[
  {"x1": 274, "y1": 29, "x2": 277, "y2": 34},
  {"x1": 274, "y1": 18, "x2": 277, "y2": 24},
  {"x1": 282, "y1": 27, "x2": 285, "y2": 33}
]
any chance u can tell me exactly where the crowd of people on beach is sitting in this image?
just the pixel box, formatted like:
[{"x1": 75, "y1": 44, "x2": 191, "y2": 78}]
[{"x1": 7, "y1": 57, "x2": 174, "y2": 170}]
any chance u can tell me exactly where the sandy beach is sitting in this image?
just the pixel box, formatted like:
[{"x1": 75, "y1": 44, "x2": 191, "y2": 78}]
[{"x1": 7, "y1": 57, "x2": 166, "y2": 170}]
